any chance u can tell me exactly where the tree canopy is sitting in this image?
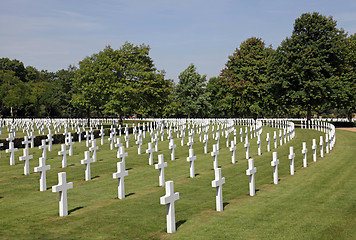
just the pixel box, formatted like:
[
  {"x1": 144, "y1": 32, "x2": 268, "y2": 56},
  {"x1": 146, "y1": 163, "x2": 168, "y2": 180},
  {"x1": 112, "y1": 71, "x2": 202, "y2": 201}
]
[
  {"x1": 0, "y1": 12, "x2": 354, "y2": 119},
  {"x1": 173, "y1": 64, "x2": 210, "y2": 118}
]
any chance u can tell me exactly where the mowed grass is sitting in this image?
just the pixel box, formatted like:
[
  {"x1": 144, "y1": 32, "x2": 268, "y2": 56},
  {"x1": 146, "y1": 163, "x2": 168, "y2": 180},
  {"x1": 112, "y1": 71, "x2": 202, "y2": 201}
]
[{"x1": 0, "y1": 126, "x2": 355, "y2": 239}]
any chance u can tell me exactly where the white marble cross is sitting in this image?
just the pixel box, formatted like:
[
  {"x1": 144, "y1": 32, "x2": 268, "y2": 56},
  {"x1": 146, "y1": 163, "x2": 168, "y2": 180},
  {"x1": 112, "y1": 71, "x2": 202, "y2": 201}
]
[
  {"x1": 39, "y1": 139, "x2": 48, "y2": 159},
  {"x1": 135, "y1": 135, "x2": 142, "y2": 154},
  {"x1": 302, "y1": 142, "x2": 308, "y2": 167},
  {"x1": 66, "y1": 132, "x2": 74, "y2": 156},
  {"x1": 115, "y1": 138, "x2": 123, "y2": 154},
  {"x1": 89, "y1": 139, "x2": 99, "y2": 162},
  {"x1": 84, "y1": 131, "x2": 90, "y2": 148},
  {"x1": 52, "y1": 172, "x2": 73, "y2": 217},
  {"x1": 22, "y1": 136, "x2": 30, "y2": 149},
  {"x1": 146, "y1": 142, "x2": 155, "y2": 165},
  {"x1": 187, "y1": 136, "x2": 193, "y2": 150},
  {"x1": 47, "y1": 130, "x2": 53, "y2": 151},
  {"x1": 279, "y1": 130, "x2": 283, "y2": 146},
  {"x1": 244, "y1": 135, "x2": 250, "y2": 160},
  {"x1": 246, "y1": 158, "x2": 257, "y2": 196},
  {"x1": 6, "y1": 141, "x2": 18, "y2": 165},
  {"x1": 77, "y1": 129, "x2": 82, "y2": 142},
  {"x1": 240, "y1": 128, "x2": 243, "y2": 143},
  {"x1": 257, "y1": 134, "x2": 262, "y2": 156},
  {"x1": 19, "y1": 148, "x2": 33, "y2": 175},
  {"x1": 81, "y1": 151, "x2": 94, "y2": 181},
  {"x1": 225, "y1": 132, "x2": 229, "y2": 148},
  {"x1": 266, "y1": 133, "x2": 271, "y2": 152},
  {"x1": 320, "y1": 136, "x2": 324, "y2": 158},
  {"x1": 211, "y1": 144, "x2": 219, "y2": 169},
  {"x1": 34, "y1": 156, "x2": 51, "y2": 191},
  {"x1": 155, "y1": 154, "x2": 167, "y2": 186},
  {"x1": 288, "y1": 146, "x2": 295, "y2": 175},
  {"x1": 117, "y1": 146, "x2": 128, "y2": 165},
  {"x1": 169, "y1": 138, "x2": 176, "y2": 160},
  {"x1": 234, "y1": 129, "x2": 237, "y2": 144},
  {"x1": 180, "y1": 130, "x2": 185, "y2": 147},
  {"x1": 273, "y1": 131, "x2": 277, "y2": 149},
  {"x1": 29, "y1": 131, "x2": 35, "y2": 148},
  {"x1": 271, "y1": 152, "x2": 279, "y2": 184},
  {"x1": 6, "y1": 133, "x2": 14, "y2": 143},
  {"x1": 154, "y1": 134, "x2": 159, "y2": 152},
  {"x1": 229, "y1": 140, "x2": 236, "y2": 164},
  {"x1": 325, "y1": 133, "x2": 329, "y2": 154},
  {"x1": 186, "y1": 148, "x2": 196, "y2": 178},
  {"x1": 160, "y1": 181, "x2": 179, "y2": 233},
  {"x1": 113, "y1": 161, "x2": 128, "y2": 199},
  {"x1": 312, "y1": 139, "x2": 317, "y2": 162},
  {"x1": 203, "y1": 134, "x2": 208, "y2": 154},
  {"x1": 58, "y1": 144, "x2": 69, "y2": 168},
  {"x1": 108, "y1": 132, "x2": 114, "y2": 150},
  {"x1": 215, "y1": 131, "x2": 220, "y2": 149},
  {"x1": 125, "y1": 133, "x2": 130, "y2": 149},
  {"x1": 99, "y1": 125, "x2": 105, "y2": 145},
  {"x1": 211, "y1": 167, "x2": 225, "y2": 212}
]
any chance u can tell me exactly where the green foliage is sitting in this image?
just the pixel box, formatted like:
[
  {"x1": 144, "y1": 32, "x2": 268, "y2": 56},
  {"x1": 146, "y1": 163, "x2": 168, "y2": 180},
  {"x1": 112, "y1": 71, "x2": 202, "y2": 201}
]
[
  {"x1": 72, "y1": 43, "x2": 172, "y2": 118},
  {"x1": 173, "y1": 64, "x2": 210, "y2": 118},
  {"x1": 219, "y1": 37, "x2": 274, "y2": 117},
  {"x1": 271, "y1": 12, "x2": 347, "y2": 119}
]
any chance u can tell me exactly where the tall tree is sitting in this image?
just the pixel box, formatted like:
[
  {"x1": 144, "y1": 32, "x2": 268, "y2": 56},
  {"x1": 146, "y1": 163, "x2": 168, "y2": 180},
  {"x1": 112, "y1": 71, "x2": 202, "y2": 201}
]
[
  {"x1": 174, "y1": 64, "x2": 210, "y2": 118},
  {"x1": 271, "y1": 12, "x2": 347, "y2": 119},
  {"x1": 219, "y1": 37, "x2": 273, "y2": 117},
  {"x1": 72, "y1": 43, "x2": 172, "y2": 119}
]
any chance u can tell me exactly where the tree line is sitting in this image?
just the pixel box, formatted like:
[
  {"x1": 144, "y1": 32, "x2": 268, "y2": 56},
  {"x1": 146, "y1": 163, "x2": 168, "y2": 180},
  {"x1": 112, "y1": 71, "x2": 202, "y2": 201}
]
[{"x1": 1, "y1": 12, "x2": 355, "y2": 120}]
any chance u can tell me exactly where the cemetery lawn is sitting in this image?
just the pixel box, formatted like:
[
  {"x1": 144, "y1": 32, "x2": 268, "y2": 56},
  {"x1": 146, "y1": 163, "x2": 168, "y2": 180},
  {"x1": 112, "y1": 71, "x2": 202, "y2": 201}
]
[{"x1": 0, "y1": 127, "x2": 355, "y2": 239}]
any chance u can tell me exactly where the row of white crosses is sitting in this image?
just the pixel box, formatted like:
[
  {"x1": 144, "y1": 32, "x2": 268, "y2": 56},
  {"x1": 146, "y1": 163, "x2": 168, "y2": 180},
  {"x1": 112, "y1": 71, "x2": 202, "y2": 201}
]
[{"x1": 0, "y1": 118, "x2": 336, "y2": 229}]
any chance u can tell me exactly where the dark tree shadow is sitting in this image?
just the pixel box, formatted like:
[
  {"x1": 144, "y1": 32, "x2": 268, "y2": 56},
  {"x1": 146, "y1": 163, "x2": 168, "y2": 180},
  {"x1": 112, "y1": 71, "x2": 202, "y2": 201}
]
[{"x1": 68, "y1": 206, "x2": 84, "y2": 215}]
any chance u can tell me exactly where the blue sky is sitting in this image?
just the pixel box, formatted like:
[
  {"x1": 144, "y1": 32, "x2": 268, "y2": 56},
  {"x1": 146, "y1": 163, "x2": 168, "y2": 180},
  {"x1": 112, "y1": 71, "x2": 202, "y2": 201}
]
[{"x1": 1, "y1": 0, "x2": 355, "y2": 81}]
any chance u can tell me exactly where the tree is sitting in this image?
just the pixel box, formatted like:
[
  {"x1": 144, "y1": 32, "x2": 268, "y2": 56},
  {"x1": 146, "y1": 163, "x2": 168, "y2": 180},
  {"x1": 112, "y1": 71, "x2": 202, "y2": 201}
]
[
  {"x1": 53, "y1": 66, "x2": 81, "y2": 117},
  {"x1": 0, "y1": 70, "x2": 30, "y2": 116},
  {"x1": 271, "y1": 12, "x2": 347, "y2": 120},
  {"x1": 0, "y1": 58, "x2": 27, "y2": 81},
  {"x1": 174, "y1": 64, "x2": 210, "y2": 118},
  {"x1": 72, "y1": 43, "x2": 172, "y2": 120},
  {"x1": 219, "y1": 37, "x2": 274, "y2": 117}
]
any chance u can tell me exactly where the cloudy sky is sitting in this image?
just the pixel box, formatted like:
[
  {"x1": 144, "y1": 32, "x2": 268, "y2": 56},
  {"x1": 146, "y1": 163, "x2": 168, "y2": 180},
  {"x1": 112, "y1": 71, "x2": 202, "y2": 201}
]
[{"x1": 1, "y1": 0, "x2": 355, "y2": 81}]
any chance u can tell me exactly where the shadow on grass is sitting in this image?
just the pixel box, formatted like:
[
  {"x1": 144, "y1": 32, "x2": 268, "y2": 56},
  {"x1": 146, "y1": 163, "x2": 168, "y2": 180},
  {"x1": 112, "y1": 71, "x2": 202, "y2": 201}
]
[
  {"x1": 92, "y1": 175, "x2": 100, "y2": 180},
  {"x1": 68, "y1": 164, "x2": 75, "y2": 167},
  {"x1": 223, "y1": 202, "x2": 230, "y2": 208},
  {"x1": 195, "y1": 173, "x2": 200, "y2": 177},
  {"x1": 68, "y1": 206, "x2": 84, "y2": 215},
  {"x1": 126, "y1": 192, "x2": 135, "y2": 197},
  {"x1": 176, "y1": 219, "x2": 187, "y2": 230},
  {"x1": 127, "y1": 168, "x2": 133, "y2": 171}
]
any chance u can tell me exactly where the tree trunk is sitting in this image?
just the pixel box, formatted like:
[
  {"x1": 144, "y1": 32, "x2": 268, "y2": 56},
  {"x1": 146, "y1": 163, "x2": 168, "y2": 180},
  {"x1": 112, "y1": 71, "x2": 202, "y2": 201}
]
[{"x1": 307, "y1": 105, "x2": 311, "y2": 121}]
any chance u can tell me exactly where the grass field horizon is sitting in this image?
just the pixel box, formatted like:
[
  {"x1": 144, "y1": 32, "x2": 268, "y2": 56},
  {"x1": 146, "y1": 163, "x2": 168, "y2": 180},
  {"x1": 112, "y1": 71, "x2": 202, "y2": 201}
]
[{"x1": 0, "y1": 125, "x2": 355, "y2": 239}]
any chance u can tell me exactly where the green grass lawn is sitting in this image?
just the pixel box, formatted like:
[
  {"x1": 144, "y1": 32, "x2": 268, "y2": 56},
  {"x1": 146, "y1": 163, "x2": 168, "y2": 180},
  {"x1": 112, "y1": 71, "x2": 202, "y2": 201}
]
[{"x1": 0, "y1": 126, "x2": 355, "y2": 239}]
